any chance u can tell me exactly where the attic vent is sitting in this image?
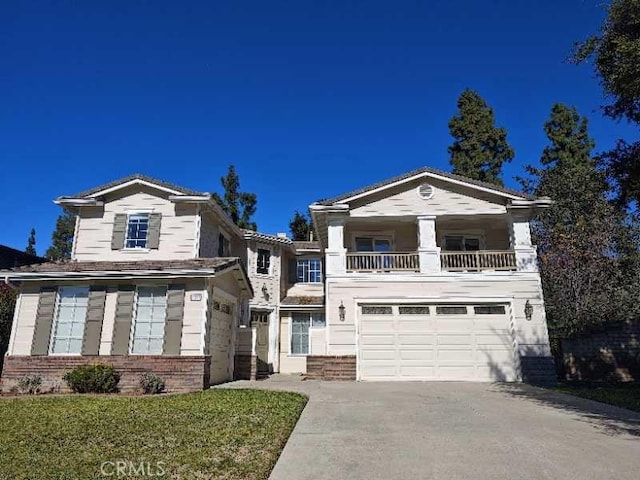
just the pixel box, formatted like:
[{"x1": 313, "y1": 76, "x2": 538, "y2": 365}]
[{"x1": 417, "y1": 183, "x2": 434, "y2": 200}]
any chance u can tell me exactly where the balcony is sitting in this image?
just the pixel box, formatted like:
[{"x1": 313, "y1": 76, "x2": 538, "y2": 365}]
[{"x1": 345, "y1": 250, "x2": 517, "y2": 273}]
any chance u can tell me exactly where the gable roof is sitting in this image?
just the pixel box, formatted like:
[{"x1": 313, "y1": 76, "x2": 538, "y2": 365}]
[
  {"x1": 60, "y1": 173, "x2": 207, "y2": 199},
  {"x1": 314, "y1": 166, "x2": 534, "y2": 206}
]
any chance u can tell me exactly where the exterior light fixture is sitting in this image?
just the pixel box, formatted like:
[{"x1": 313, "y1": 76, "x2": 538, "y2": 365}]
[
  {"x1": 262, "y1": 284, "x2": 269, "y2": 299},
  {"x1": 524, "y1": 300, "x2": 533, "y2": 321},
  {"x1": 338, "y1": 301, "x2": 346, "y2": 322}
]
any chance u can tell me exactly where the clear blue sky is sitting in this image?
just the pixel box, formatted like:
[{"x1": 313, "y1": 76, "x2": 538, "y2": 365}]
[{"x1": 1, "y1": 1, "x2": 637, "y2": 254}]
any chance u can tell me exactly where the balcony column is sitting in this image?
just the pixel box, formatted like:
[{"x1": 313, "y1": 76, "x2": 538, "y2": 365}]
[
  {"x1": 508, "y1": 211, "x2": 538, "y2": 272},
  {"x1": 417, "y1": 215, "x2": 441, "y2": 273},
  {"x1": 325, "y1": 214, "x2": 347, "y2": 275}
]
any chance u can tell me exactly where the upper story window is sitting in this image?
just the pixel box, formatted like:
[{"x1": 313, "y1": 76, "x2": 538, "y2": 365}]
[
  {"x1": 257, "y1": 248, "x2": 271, "y2": 275},
  {"x1": 297, "y1": 258, "x2": 322, "y2": 283},
  {"x1": 50, "y1": 286, "x2": 90, "y2": 354},
  {"x1": 126, "y1": 213, "x2": 149, "y2": 249},
  {"x1": 355, "y1": 236, "x2": 391, "y2": 252},
  {"x1": 443, "y1": 235, "x2": 480, "y2": 252}
]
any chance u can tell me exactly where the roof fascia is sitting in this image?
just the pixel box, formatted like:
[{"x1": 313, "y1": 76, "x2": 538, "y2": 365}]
[{"x1": 85, "y1": 179, "x2": 185, "y2": 198}]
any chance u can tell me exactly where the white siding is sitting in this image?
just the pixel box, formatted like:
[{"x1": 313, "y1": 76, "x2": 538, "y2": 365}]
[
  {"x1": 180, "y1": 281, "x2": 207, "y2": 356},
  {"x1": 73, "y1": 185, "x2": 198, "y2": 261},
  {"x1": 10, "y1": 286, "x2": 40, "y2": 355}
]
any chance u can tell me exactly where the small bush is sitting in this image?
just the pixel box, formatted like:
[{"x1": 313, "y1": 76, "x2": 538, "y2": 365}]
[
  {"x1": 63, "y1": 364, "x2": 120, "y2": 394},
  {"x1": 17, "y1": 375, "x2": 42, "y2": 394},
  {"x1": 139, "y1": 372, "x2": 166, "y2": 395}
]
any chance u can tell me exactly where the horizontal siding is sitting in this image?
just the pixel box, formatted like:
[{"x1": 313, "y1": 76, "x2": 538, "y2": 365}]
[
  {"x1": 74, "y1": 186, "x2": 197, "y2": 261},
  {"x1": 180, "y1": 281, "x2": 206, "y2": 356}
]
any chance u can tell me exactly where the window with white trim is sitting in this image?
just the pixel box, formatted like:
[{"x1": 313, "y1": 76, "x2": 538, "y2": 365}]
[
  {"x1": 257, "y1": 248, "x2": 271, "y2": 275},
  {"x1": 354, "y1": 236, "x2": 392, "y2": 252},
  {"x1": 443, "y1": 235, "x2": 480, "y2": 252},
  {"x1": 50, "y1": 286, "x2": 90, "y2": 354},
  {"x1": 291, "y1": 312, "x2": 325, "y2": 355},
  {"x1": 125, "y1": 213, "x2": 149, "y2": 249},
  {"x1": 297, "y1": 258, "x2": 322, "y2": 283},
  {"x1": 131, "y1": 286, "x2": 167, "y2": 354}
]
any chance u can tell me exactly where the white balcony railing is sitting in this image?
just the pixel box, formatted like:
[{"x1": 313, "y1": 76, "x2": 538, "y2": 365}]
[
  {"x1": 440, "y1": 250, "x2": 517, "y2": 272},
  {"x1": 346, "y1": 252, "x2": 419, "y2": 272}
]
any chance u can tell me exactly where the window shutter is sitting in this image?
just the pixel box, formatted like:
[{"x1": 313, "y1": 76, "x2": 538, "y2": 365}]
[
  {"x1": 163, "y1": 284, "x2": 185, "y2": 355},
  {"x1": 111, "y1": 214, "x2": 127, "y2": 250},
  {"x1": 81, "y1": 286, "x2": 106, "y2": 355},
  {"x1": 111, "y1": 285, "x2": 135, "y2": 355},
  {"x1": 31, "y1": 287, "x2": 58, "y2": 355},
  {"x1": 288, "y1": 259, "x2": 298, "y2": 284},
  {"x1": 147, "y1": 213, "x2": 162, "y2": 249}
]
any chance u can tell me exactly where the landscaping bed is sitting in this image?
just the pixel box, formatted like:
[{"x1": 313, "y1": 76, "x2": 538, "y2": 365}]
[
  {"x1": 557, "y1": 382, "x2": 640, "y2": 412},
  {"x1": 0, "y1": 389, "x2": 307, "y2": 479}
]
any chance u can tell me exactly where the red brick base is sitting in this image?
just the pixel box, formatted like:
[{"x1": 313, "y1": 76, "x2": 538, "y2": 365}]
[
  {"x1": 234, "y1": 354, "x2": 257, "y2": 380},
  {"x1": 0, "y1": 355, "x2": 211, "y2": 394},
  {"x1": 306, "y1": 355, "x2": 356, "y2": 380}
]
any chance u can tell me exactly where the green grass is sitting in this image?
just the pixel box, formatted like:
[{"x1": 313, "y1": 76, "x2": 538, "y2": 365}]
[
  {"x1": 0, "y1": 389, "x2": 307, "y2": 480},
  {"x1": 557, "y1": 382, "x2": 640, "y2": 412}
]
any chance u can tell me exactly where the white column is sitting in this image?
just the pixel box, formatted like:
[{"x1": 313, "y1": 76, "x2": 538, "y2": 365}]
[
  {"x1": 509, "y1": 211, "x2": 538, "y2": 272},
  {"x1": 417, "y1": 215, "x2": 441, "y2": 273},
  {"x1": 325, "y1": 215, "x2": 346, "y2": 275}
]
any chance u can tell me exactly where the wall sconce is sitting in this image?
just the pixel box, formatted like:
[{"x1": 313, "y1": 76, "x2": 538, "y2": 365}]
[
  {"x1": 524, "y1": 300, "x2": 533, "y2": 321},
  {"x1": 261, "y1": 284, "x2": 269, "y2": 300},
  {"x1": 338, "y1": 301, "x2": 346, "y2": 322}
]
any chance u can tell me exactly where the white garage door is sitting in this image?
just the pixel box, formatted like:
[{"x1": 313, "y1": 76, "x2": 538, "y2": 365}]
[
  {"x1": 208, "y1": 298, "x2": 233, "y2": 385},
  {"x1": 358, "y1": 303, "x2": 518, "y2": 382}
]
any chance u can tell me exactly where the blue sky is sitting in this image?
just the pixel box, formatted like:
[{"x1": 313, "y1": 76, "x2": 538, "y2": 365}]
[{"x1": 1, "y1": 1, "x2": 637, "y2": 254}]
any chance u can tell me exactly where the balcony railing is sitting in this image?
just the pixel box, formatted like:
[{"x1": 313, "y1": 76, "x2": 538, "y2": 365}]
[
  {"x1": 346, "y1": 252, "x2": 419, "y2": 272},
  {"x1": 440, "y1": 250, "x2": 517, "y2": 272}
]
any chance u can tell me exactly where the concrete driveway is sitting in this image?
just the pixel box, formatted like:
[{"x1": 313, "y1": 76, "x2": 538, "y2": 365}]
[{"x1": 222, "y1": 376, "x2": 640, "y2": 480}]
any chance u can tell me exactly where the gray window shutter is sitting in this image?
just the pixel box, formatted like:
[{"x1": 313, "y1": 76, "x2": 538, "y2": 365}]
[
  {"x1": 81, "y1": 286, "x2": 106, "y2": 355},
  {"x1": 31, "y1": 287, "x2": 57, "y2": 355},
  {"x1": 147, "y1": 213, "x2": 162, "y2": 249},
  {"x1": 111, "y1": 285, "x2": 135, "y2": 355},
  {"x1": 163, "y1": 284, "x2": 185, "y2": 355},
  {"x1": 111, "y1": 214, "x2": 127, "y2": 250},
  {"x1": 289, "y1": 259, "x2": 298, "y2": 284}
]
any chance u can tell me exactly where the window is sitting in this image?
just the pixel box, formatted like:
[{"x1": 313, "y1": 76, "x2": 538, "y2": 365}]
[
  {"x1": 399, "y1": 305, "x2": 430, "y2": 315},
  {"x1": 436, "y1": 306, "x2": 468, "y2": 315},
  {"x1": 257, "y1": 248, "x2": 271, "y2": 275},
  {"x1": 131, "y1": 286, "x2": 167, "y2": 354},
  {"x1": 355, "y1": 237, "x2": 392, "y2": 252},
  {"x1": 474, "y1": 305, "x2": 506, "y2": 315},
  {"x1": 50, "y1": 287, "x2": 90, "y2": 354},
  {"x1": 218, "y1": 233, "x2": 230, "y2": 257},
  {"x1": 125, "y1": 213, "x2": 149, "y2": 249},
  {"x1": 443, "y1": 235, "x2": 481, "y2": 252},
  {"x1": 291, "y1": 312, "x2": 325, "y2": 355},
  {"x1": 297, "y1": 258, "x2": 322, "y2": 283},
  {"x1": 361, "y1": 305, "x2": 393, "y2": 315}
]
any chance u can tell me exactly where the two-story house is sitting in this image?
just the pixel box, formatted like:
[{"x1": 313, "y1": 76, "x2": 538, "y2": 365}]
[{"x1": 1, "y1": 167, "x2": 557, "y2": 392}]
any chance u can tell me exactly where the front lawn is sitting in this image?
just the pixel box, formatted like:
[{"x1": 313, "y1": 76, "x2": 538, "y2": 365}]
[
  {"x1": 0, "y1": 389, "x2": 307, "y2": 479},
  {"x1": 557, "y1": 382, "x2": 640, "y2": 412}
]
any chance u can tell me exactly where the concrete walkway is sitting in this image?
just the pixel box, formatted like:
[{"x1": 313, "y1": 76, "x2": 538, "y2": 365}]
[{"x1": 220, "y1": 376, "x2": 640, "y2": 480}]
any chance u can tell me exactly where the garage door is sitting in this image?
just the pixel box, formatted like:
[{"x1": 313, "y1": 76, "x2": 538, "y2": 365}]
[
  {"x1": 208, "y1": 298, "x2": 233, "y2": 385},
  {"x1": 358, "y1": 303, "x2": 518, "y2": 382}
]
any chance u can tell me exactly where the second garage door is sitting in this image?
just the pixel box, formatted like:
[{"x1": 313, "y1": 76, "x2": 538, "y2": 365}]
[{"x1": 358, "y1": 303, "x2": 518, "y2": 382}]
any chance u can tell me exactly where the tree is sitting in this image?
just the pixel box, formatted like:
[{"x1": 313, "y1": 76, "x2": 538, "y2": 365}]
[
  {"x1": 0, "y1": 283, "x2": 17, "y2": 373},
  {"x1": 520, "y1": 104, "x2": 637, "y2": 337},
  {"x1": 448, "y1": 89, "x2": 515, "y2": 186},
  {"x1": 573, "y1": 0, "x2": 640, "y2": 207},
  {"x1": 45, "y1": 211, "x2": 75, "y2": 261},
  {"x1": 25, "y1": 228, "x2": 36, "y2": 256},
  {"x1": 212, "y1": 165, "x2": 258, "y2": 231},
  {"x1": 289, "y1": 211, "x2": 313, "y2": 241}
]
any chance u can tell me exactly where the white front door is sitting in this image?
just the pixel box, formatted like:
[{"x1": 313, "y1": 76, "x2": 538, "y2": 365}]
[{"x1": 209, "y1": 298, "x2": 233, "y2": 384}]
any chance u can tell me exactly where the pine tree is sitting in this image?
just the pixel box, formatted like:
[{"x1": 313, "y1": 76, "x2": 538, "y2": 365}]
[
  {"x1": 289, "y1": 211, "x2": 313, "y2": 241},
  {"x1": 212, "y1": 165, "x2": 258, "y2": 231},
  {"x1": 25, "y1": 228, "x2": 36, "y2": 256},
  {"x1": 45, "y1": 211, "x2": 75, "y2": 261},
  {"x1": 448, "y1": 89, "x2": 515, "y2": 186}
]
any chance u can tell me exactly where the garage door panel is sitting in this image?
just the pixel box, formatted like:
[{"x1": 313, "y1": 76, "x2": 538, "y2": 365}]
[
  {"x1": 361, "y1": 334, "x2": 395, "y2": 346},
  {"x1": 399, "y1": 348, "x2": 435, "y2": 361},
  {"x1": 361, "y1": 349, "x2": 396, "y2": 361},
  {"x1": 476, "y1": 333, "x2": 512, "y2": 345},
  {"x1": 437, "y1": 365, "x2": 476, "y2": 379},
  {"x1": 476, "y1": 316, "x2": 513, "y2": 329},
  {"x1": 361, "y1": 319, "x2": 395, "y2": 334},
  {"x1": 397, "y1": 334, "x2": 435, "y2": 345},
  {"x1": 399, "y1": 366, "x2": 436, "y2": 378},
  {"x1": 436, "y1": 318, "x2": 475, "y2": 331},
  {"x1": 361, "y1": 364, "x2": 396, "y2": 377},
  {"x1": 437, "y1": 334, "x2": 474, "y2": 345},
  {"x1": 397, "y1": 319, "x2": 435, "y2": 332},
  {"x1": 438, "y1": 348, "x2": 474, "y2": 362}
]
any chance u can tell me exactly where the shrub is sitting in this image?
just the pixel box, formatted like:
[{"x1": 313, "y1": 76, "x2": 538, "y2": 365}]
[
  {"x1": 63, "y1": 364, "x2": 120, "y2": 394},
  {"x1": 139, "y1": 372, "x2": 166, "y2": 395},
  {"x1": 17, "y1": 375, "x2": 42, "y2": 395}
]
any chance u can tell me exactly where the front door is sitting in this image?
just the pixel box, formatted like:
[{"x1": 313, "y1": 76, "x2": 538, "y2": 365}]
[{"x1": 252, "y1": 312, "x2": 270, "y2": 374}]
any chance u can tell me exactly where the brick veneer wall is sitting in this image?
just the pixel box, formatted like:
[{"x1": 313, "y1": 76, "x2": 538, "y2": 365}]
[
  {"x1": 306, "y1": 356, "x2": 356, "y2": 380},
  {"x1": 234, "y1": 354, "x2": 257, "y2": 380},
  {"x1": 0, "y1": 356, "x2": 211, "y2": 394},
  {"x1": 562, "y1": 323, "x2": 640, "y2": 381}
]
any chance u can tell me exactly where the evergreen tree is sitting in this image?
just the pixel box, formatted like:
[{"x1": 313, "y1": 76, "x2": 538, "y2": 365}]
[
  {"x1": 448, "y1": 89, "x2": 515, "y2": 186},
  {"x1": 289, "y1": 211, "x2": 313, "y2": 241},
  {"x1": 25, "y1": 228, "x2": 36, "y2": 256},
  {"x1": 521, "y1": 104, "x2": 636, "y2": 337},
  {"x1": 45, "y1": 211, "x2": 75, "y2": 261},
  {"x1": 212, "y1": 165, "x2": 258, "y2": 231}
]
